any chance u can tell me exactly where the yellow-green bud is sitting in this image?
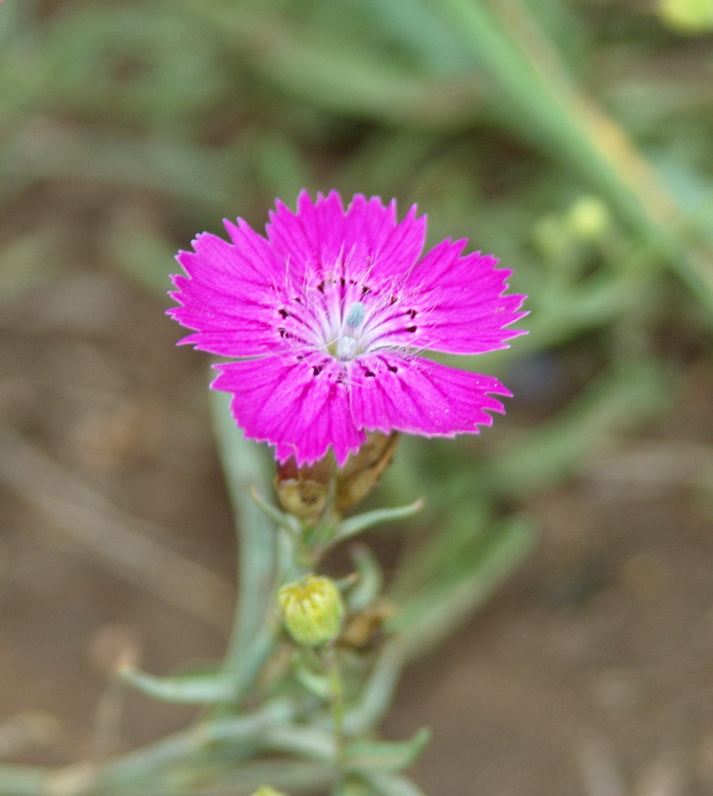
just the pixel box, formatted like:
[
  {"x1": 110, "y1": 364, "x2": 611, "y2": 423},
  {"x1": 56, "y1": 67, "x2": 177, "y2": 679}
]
[
  {"x1": 278, "y1": 575, "x2": 345, "y2": 647},
  {"x1": 658, "y1": 0, "x2": 713, "y2": 32},
  {"x1": 567, "y1": 196, "x2": 610, "y2": 242},
  {"x1": 250, "y1": 788, "x2": 288, "y2": 796}
]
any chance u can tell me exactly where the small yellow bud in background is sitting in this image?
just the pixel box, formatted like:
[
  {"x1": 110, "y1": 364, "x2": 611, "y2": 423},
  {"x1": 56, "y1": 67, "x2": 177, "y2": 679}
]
[
  {"x1": 658, "y1": 0, "x2": 713, "y2": 32},
  {"x1": 250, "y1": 788, "x2": 288, "y2": 796},
  {"x1": 278, "y1": 575, "x2": 345, "y2": 647},
  {"x1": 567, "y1": 196, "x2": 610, "y2": 242}
]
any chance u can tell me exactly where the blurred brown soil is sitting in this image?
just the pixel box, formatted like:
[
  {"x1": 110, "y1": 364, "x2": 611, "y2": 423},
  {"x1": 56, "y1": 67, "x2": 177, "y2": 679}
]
[{"x1": 1, "y1": 262, "x2": 713, "y2": 795}]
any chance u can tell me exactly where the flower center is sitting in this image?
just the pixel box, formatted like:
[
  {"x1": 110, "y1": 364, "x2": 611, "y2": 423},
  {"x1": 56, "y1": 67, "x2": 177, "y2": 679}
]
[
  {"x1": 333, "y1": 300, "x2": 366, "y2": 361},
  {"x1": 276, "y1": 275, "x2": 420, "y2": 365}
]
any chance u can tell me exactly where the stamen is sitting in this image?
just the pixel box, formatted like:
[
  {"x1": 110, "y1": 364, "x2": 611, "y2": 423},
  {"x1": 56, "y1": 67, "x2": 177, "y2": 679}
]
[{"x1": 345, "y1": 301, "x2": 366, "y2": 328}]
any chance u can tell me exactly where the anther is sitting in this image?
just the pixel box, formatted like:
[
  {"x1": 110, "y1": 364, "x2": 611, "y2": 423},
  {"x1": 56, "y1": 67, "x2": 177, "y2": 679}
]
[{"x1": 345, "y1": 301, "x2": 366, "y2": 328}]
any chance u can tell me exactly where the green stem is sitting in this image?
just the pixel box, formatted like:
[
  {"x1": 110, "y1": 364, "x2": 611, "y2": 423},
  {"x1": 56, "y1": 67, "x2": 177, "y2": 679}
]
[
  {"x1": 303, "y1": 472, "x2": 339, "y2": 563},
  {"x1": 322, "y1": 646, "x2": 346, "y2": 770}
]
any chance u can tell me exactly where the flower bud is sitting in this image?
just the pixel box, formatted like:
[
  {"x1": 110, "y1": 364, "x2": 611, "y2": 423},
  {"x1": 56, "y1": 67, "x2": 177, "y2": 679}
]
[
  {"x1": 567, "y1": 196, "x2": 610, "y2": 242},
  {"x1": 275, "y1": 456, "x2": 333, "y2": 519},
  {"x1": 278, "y1": 575, "x2": 345, "y2": 647},
  {"x1": 274, "y1": 432, "x2": 399, "y2": 520}
]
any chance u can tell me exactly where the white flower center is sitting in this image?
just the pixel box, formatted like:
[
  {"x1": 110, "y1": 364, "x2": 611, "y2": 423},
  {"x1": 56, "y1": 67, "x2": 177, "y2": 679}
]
[
  {"x1": 276, "y1": 277, "x2": 420, "y2": 365},
  {"x1": 334, "y1": 301, "x2": 366, "y2": 361}
]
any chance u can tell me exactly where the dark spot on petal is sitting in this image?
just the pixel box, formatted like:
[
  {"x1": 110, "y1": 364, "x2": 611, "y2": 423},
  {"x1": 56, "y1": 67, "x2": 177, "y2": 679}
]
[
  {"x1": 408, "y1": 309, "x2": 417, "y2": 319},
  {"x1": 317, "y1": 281, "x2": 325, "y2": 293},
  {"x1": 364, "y1": 369, "x2": 376, "y2": 378},
  {"x1": 389, "y1": 296, "x2": 397, "y2": 306},
  {"x1": 279, "y1": 308, "x2": 288, "y2": 318},
  {"x1": 406, "y1": 325, "x2": 417, "y2": 333},
  {"x1": 312, "y1": 365, "x2": 323, "y2": 376},
  {"x1": 387, "y1": 363, "x2": 398, "y2": 373},
  {"x1": 278, "y1": 327, "x2": 286, "y2": 337},
  {"x1": 361, "y1": 285, "x2": 372, "y2": 297}
]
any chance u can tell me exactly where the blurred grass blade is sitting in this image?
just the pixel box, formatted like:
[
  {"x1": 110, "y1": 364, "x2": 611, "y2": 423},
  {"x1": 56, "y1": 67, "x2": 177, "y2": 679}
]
[
  {"x1": 492, "y1": 360, "x2": 674, "y2": 495},
  {"x1": 1, "y1": 121, "x2": 245, "y2": 214},
  {"x1": 435, "y1": 0, "x2": 713, "y2": 310},
  {"x1": 177, "y1": 0, "x2": 483, "y2": 129},
  {"x1": 391, "y1": 494, "x2": 492, "y2": 597},
  {"x1": 0, "y1": 766, "x2": 46, "y2": 796},
  {"x1": 392, "y1": 514, "x2": 535, "y2": 660}
]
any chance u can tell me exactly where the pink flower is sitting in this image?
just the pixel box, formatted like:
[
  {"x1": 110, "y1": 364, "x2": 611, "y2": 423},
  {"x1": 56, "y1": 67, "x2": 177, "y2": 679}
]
[{"x1": 169, "y1": 191, "x2": 526, "y2": 466}]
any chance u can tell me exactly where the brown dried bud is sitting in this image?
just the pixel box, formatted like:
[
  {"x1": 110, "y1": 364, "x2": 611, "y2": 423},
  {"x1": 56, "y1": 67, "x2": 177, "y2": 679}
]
[
  {"x1": 335, "y1": 432, "x2": 399, "y2": 512},
  {"x1": 339, "y1": 596, "x2": 397, "y2": 651},
  {"x1": 274, "y1": 455, "x2": 333, "y2": 519},
  {"x1": 274, "y1": 432, "x2": 399, "y2": 520}
]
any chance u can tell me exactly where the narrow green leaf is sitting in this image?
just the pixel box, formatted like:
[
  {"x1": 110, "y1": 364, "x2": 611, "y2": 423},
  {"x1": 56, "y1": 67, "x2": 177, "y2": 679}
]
[
  {"x1": 345, "y1": 545, "x2": 384, "y2": 613},
  {"x1": 250, "y1": 488, "x2": 302, "y2": 536},
  {"x1": 119, "y1": 667, "x2": 235, "y2": 705},
  {"x1": 344, "y1": 639, "x2": 404, "y2": 735},
  {"x1": 210, "y1": 390, "x2": 278, "y2": 696},
  {"x1": 360, "y1": 770, "x2": 428, "y2": 796},
  {"x1": 334, "y1": 499, "x2": 424, "y2": 544},
  {"x1": 346, "y1": 727, "x2": 431, "y2": 774}
]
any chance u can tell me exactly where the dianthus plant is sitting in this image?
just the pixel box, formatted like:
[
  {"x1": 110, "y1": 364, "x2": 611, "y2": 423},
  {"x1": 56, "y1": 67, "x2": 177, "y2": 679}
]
[
  {"x1": 0, "y1": 193, "x2": 526, "y2": 796},
  {"x1": 162, "y1": 192, "x2": 526, "y2": 795}
]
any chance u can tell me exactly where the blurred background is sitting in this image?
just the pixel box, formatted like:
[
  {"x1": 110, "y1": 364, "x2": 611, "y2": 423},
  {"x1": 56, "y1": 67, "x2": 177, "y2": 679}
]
[{"x1": 1, "y1": 0, "x2": 713, "y2": 793}]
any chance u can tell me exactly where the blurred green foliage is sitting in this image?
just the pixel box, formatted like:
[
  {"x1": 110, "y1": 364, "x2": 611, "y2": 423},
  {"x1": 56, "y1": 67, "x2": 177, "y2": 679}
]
[
  {"x1": 3, "y1": 0, "x2": 713, "y2": 647},
  {"x1": 2, "y1": 0, "x2": 713, "y2": 639}
]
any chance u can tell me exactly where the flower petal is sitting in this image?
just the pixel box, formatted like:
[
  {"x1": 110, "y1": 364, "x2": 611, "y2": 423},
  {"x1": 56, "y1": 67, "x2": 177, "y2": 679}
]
[
  {"x1": 349, "y1": 353, "x2": 510, "y2": 437},
  {"x1": 213, "y1": 356, "x2": 366, "y2": 465},
  {"x1": 402, "y1": 240, "x2": 527, "y2": 355},
  {"x1": 168, "y1": 221, "x2": 288, "y2": 357},
  {"x1": 266, "y1": 190, "x2": 346, "y2": 285},
  {"x1": 342, "y1": 195, "x2": 426, "y2": 286},
  {"x1": 266, "y1": 191, "x2": 426, "y2": 289}
]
